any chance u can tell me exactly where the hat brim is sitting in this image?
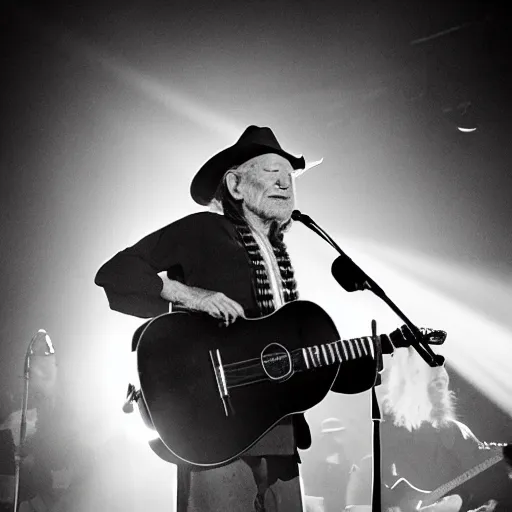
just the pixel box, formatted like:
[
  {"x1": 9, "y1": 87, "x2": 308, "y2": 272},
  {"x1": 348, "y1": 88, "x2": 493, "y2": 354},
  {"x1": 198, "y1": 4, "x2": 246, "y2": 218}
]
[
  {"x1": 190, "y1": 143, "x2": 305, "y2": 206},
  {"x1": 322, "y1": 427, "x2": 346, "y2": 433}
]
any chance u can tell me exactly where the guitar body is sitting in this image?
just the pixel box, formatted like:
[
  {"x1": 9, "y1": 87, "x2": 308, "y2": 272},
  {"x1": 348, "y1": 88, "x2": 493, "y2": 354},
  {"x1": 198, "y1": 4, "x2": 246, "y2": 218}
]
[
  {"x1": 137, "y1": 300, "x2": 377, "y2": 467},
  {"x1": 384, "y1": 478, "x2": 439, "y2": 512}
]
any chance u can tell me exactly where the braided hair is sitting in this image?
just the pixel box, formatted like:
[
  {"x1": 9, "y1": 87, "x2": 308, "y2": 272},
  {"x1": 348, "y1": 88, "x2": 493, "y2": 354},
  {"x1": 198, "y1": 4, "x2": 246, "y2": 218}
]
[{"x1": 212, "y1": 167, "x2": 299, "y2": 316}]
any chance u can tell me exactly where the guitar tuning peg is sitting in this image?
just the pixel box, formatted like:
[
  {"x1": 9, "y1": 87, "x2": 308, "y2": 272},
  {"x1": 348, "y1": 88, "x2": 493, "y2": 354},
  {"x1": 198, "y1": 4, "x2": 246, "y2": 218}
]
[
  {"x1": 478, "y1": 440, "x2": 507, "y2": 450},
  {"x1": 419, "y1": 327, "x2": 447, "y2": 345}
]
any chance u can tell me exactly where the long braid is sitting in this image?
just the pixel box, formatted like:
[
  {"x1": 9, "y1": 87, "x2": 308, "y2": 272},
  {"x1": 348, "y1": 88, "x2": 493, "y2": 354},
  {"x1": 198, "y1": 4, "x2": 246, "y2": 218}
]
[
  {"x1": 269, "y1": 223, "x2": 299, "y2": 305},
  {"x1": 237, "y1": 224, "x2": 276, "y2": 315},
  {"x1": 214, "y1": 173, "x2": 299, "y2": 316}
]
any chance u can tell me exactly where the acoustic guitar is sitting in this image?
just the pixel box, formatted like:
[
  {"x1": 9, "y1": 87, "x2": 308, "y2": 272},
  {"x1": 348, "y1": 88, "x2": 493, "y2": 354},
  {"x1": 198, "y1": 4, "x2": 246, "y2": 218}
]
[{"x1": 135, "y1": 300, "x2": 443, "y2": 467}]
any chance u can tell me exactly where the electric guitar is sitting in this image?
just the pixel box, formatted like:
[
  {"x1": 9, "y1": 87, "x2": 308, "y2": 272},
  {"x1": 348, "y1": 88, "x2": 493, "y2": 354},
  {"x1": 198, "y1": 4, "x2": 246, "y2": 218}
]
[
  {"x1": 135, "y1": 300, "x2": 444, "y2": 467},
  {"x1": 385, "y1": 442, "x2": 509, "y2": 511}
]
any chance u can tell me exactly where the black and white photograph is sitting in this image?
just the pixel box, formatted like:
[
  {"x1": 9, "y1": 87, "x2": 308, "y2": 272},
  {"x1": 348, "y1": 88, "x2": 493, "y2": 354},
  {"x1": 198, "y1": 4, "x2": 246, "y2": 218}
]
[{"x1": 0, "y1": 1, "x2": 511, "y2": 511}]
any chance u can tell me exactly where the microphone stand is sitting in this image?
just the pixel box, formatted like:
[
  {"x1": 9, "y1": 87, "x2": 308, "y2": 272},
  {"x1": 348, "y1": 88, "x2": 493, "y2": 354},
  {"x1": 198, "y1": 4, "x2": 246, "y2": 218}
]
[
  {"x1": 292, "y1": 210, "x2": 444, "y2": 368},
  {"x1": 370, "y1": 319, "x2": 383, "y2": 512},
  {"x1": 292, "y1": 210, "x2": 444, "y2": 512},
  {"x1": 13, "y1": 329, "x2": 51, "y2": 512}
]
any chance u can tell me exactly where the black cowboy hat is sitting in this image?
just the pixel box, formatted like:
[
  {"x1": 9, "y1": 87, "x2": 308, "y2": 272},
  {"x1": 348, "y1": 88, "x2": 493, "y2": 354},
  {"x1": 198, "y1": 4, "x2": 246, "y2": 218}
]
[{"x1": 190, "y1": 125, "x2": 305, "y2": 206}]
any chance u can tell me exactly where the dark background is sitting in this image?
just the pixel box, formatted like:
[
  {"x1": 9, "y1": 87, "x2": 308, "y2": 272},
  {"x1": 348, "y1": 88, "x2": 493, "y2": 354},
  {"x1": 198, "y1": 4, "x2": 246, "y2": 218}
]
[{"x1": 0, "y1": 0, "x2": 511, "y2": 508}]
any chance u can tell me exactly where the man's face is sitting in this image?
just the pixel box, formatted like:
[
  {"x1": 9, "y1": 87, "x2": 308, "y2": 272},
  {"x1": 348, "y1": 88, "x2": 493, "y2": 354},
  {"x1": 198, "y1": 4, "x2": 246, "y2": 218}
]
[
  {"x1": 235, "y1": 153, "x2": 296, "y2": 223},
  {"x1": 327, "y1": 431, "x2": 346, "y2": 446}
]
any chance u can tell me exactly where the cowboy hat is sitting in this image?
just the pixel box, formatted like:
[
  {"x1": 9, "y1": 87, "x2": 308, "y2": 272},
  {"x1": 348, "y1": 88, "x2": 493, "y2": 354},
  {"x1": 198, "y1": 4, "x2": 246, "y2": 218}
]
[{"x1": 190, "y1": 125, "x2": 306, "y2": 206}]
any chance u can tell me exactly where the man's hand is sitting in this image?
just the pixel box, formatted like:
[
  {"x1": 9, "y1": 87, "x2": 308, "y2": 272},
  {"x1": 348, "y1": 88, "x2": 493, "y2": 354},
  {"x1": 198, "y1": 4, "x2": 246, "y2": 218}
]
[
  {"x1": 187, "y1": 289, "x2": 245, "y2": 325},
  {"x1": 420, "y1": 495, "x2": 462, "y2": 512},
  {"x1": 159, "y1": 273, "x2": 245, "y2": 325},
  {"x1": 468, "y1": 500, "x2": 498, "y2": 512}
]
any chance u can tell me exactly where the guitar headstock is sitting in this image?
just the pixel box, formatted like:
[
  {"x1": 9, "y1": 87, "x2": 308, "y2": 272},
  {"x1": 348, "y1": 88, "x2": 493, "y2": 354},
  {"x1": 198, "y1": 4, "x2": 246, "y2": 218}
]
[
  {"x1": 418, "y1": 327, "x2": 447, "y2": 345},
  {"x1": 388, "y1": 325, "x2": 447, "y2": 349},
  {"x1": 478, "y1": 440, "x2": 510, "y2": 452}
]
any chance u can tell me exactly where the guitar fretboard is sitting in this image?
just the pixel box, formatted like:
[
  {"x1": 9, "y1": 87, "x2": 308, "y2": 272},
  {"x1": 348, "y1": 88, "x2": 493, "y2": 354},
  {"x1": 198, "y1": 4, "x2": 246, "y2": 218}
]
[
  {"x1": 423, "y1": 453, "x2": 503, "y2": 507},
  {"x1": 300, "y1": 336, "x2": 375, "y2": 370},
  {"x1": 224, "y1": 335, "x2": 377, "y2": 389}
]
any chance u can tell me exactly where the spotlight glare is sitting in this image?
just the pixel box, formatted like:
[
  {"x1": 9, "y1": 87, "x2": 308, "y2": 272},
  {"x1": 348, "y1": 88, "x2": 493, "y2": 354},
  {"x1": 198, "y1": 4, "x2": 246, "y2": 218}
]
[{"x1": 124, "y1": 409, "x2": 160, "y2": 442}]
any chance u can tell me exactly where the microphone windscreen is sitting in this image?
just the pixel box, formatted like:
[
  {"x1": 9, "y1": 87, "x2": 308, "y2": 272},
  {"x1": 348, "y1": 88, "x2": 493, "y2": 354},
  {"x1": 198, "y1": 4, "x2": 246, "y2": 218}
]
[{"x1": 331, "y1": 255, "x2": 368, "y2": 292}]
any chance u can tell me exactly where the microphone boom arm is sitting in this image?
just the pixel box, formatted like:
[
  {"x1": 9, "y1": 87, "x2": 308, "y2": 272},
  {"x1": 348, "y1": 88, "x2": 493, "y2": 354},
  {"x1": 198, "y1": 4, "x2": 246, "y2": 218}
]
[{"x1": 292, "y1": 210, "x2": 444, "y2": 367}]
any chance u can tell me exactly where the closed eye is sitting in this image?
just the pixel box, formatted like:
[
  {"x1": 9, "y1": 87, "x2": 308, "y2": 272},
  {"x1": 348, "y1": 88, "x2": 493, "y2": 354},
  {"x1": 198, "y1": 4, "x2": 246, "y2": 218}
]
[{"x1": 263, "y1": 168, "x2": 293, "y2": 179}]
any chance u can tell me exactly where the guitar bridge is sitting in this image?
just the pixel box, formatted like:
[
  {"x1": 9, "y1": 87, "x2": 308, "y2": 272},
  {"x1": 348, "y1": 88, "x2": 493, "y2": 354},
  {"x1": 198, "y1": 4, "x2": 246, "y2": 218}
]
[{"x1": 209, "y1": 349, "x2": 234, "y2": 417}]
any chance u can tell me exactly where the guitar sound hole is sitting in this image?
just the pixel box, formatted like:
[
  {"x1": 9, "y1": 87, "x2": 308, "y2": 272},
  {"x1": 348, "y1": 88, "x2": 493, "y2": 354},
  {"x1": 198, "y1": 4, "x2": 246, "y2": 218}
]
[{"x1": 261, "y1": 343, "x2": 293, "y2": 381}]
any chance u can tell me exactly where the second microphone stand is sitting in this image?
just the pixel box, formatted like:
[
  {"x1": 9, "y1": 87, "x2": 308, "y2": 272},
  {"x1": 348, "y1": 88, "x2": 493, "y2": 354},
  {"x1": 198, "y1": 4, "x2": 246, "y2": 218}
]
[{"x1": 13, "y1": 329, "x2": 54, "y2": 512}]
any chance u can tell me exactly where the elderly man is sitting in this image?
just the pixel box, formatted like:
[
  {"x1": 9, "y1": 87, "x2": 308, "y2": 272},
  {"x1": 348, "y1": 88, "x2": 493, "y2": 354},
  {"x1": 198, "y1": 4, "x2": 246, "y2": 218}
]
[
  {"x1": 95, "y1": 126, "x2": 313, "y2": 512},
  {"x1": 95, "y1": 126, "x2": 446, "y2": 512}
]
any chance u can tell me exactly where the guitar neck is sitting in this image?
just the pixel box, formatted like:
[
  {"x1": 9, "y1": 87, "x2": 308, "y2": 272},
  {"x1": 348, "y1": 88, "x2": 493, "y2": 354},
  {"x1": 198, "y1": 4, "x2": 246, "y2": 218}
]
[
  {"x1": 224, "y1": 334, "x2": 378, "y2": 390},
  {"x1": 299, "y1": 335, "x2": 376, "y2": 371},
  {"x1": 423, "y1": 453, "x2": 503, "y2": 507}
]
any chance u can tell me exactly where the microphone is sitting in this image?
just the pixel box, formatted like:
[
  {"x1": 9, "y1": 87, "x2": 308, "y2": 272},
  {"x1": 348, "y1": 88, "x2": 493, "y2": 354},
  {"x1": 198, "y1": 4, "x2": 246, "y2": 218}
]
[
  {"x1": 331, "y1": 254, "x2": 372, "y2": 293},
  {"x1": 291, "y1": 209, "x2": 311, "y2": 224},
  {"x1": 293, "y1": 210, "x2": 385, "y2": 296},
  {"x1": 293, "y1": 209, "x2": 445, "y2": 367},
  {"x1": 30, "y1": 329, "x2": 55, "y2": 357}
]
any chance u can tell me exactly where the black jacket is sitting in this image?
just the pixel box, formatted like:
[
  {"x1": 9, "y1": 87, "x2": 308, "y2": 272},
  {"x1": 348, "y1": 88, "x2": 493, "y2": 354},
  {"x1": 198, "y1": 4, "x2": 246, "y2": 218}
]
[{"x1": 95, "y1": 211, "x2": 311, "y2": 455}]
